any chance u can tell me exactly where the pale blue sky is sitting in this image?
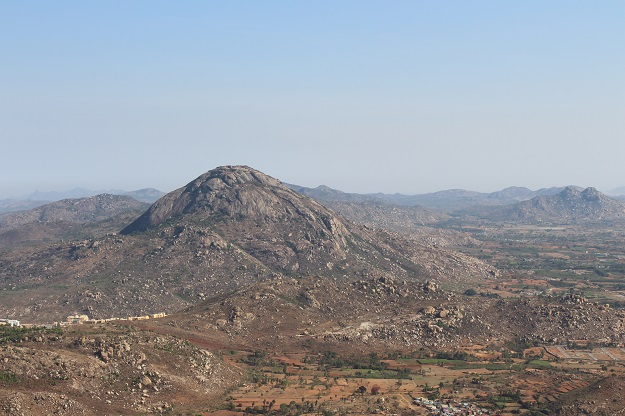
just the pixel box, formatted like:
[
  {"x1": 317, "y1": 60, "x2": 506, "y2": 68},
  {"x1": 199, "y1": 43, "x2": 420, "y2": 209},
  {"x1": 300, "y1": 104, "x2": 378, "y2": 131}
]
[{"x1": 1, "y1": 1, "x2": 624, "y2": 197}]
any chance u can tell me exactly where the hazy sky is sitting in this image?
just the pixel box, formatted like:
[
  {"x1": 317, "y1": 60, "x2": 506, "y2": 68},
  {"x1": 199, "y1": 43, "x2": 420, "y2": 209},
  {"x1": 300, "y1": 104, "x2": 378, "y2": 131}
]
[{"x1": 1, "y1": 1, "x2": 624, "y2": 198}]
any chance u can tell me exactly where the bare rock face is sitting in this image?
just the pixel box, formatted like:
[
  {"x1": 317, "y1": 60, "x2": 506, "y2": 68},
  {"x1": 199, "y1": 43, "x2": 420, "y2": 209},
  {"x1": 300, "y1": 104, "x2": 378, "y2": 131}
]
[{"x1": 121, "y1": 165, "x2": 352, "y2": 275}]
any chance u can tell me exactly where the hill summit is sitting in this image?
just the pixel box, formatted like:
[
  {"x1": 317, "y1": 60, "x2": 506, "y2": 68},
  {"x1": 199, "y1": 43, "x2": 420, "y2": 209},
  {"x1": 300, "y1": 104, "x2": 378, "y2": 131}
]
[{"x1": 122, "y1": 165, "x2": 345, "y2": 236}]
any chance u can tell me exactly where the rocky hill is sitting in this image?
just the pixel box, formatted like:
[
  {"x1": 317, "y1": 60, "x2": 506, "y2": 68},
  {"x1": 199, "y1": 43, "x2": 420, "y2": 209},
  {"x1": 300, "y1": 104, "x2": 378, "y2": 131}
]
[
  {"x1": 0, "y1": 166, "x2": 496, "y2": 323},
  {"x1": 2, "y1": 168, "x2": 625, "y2": 416},
  {"x1": 477, "y1": 186, "x2": 625, "y2": 224}
]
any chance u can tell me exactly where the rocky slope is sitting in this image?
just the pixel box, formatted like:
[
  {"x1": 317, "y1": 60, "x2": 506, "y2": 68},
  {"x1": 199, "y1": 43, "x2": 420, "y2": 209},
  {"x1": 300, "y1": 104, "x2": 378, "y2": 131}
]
[
  {"x1": 0, "y1": 324, "x2": 241, "y2": 415},
  {"x1": 0, "y1": 166, "x2": 496, "y2": 323},
  {"x1": 167, "y1": 275, "x2": 625, "y2": 352}
]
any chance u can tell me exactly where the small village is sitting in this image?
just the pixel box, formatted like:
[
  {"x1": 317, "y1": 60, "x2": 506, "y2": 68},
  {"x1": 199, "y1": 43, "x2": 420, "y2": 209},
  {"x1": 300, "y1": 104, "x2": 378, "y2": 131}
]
[
  {"x1": 412, "y1": 397, "x2": 491, "y2": 415},
  {"x1": 0, "y1": 312, "x2": 167, "y2": 328},
  {"x1": 0, "y1": 319, "x2": 20, "y2": 327}
]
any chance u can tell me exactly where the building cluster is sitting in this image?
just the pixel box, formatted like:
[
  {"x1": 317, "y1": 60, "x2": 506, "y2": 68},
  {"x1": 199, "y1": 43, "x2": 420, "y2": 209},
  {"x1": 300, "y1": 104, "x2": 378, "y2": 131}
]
[
  {"x1": 0, "y1": 319, "x2": 20, "y2": 327},
  {"x1": 58, "y1": 312, "x2": 167, "y2": 326},
  {"x1": 412, "y1": 397, "x2": 491, "y2": 415}
]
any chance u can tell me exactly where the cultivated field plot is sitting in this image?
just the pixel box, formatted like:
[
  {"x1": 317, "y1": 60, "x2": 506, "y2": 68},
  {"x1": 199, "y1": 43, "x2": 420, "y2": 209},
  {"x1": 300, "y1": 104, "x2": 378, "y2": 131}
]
[
  {"x1": 545, "y1": 346, "x2": 625, "y2": 361},
  {"x1": 209, "y1": 347, "x2": 623, "y2": 415}
]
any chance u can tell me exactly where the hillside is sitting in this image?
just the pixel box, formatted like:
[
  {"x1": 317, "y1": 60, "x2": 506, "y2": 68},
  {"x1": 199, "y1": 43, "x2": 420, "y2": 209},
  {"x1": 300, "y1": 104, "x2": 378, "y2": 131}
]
[
  {"x1": 0, "y1": 166, "x2": 496, "y2": 324},
  {"x1": 144, "y1": 275, "x2": 625, "y2": 355},
  {"x1": 0, "y1": 323, "x2": 241, "y2": 415}
]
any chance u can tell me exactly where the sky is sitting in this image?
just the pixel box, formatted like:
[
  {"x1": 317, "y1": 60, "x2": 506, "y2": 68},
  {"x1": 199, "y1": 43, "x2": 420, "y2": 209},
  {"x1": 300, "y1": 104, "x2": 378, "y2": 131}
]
[{"x1": 1, "y1": 1, "x2": 624, "y2": 198}]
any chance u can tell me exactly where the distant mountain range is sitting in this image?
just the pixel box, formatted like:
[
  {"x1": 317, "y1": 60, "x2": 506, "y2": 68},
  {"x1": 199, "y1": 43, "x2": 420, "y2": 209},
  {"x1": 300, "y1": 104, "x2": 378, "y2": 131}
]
[
  {"x1": 0, "y1": 194, "x2": 150, "y2": 230},
  {"x1": 287, "y1": 183, "x2": 589, "y2": 213},
  {"x1": 0, "y1": 188, "x2": 165, "y2": 214},
  {"x1": 608, "y1": 186, "x2": 625, "y2": 196},
  {"x1": 289, "y1": 183, "x2": 625, "y2": 225},
  {"x1": 285, "y1": 183, "x2": 378, "y2": 203},
  {"x1": 26, "y1": 187, "x2": 165, "y2": 203},
  {"x1": 0, "y1": 199, "x2": 47, "y2": 215},
  {"x1": 284, "y1": 184, "x2": 463, "y2": 243},
  {"x1": 0, "y1": 194, "x2": 151, "y2": 247},
  {"x1": 4, "y1": 180, "x2": 624, "y2": 227},
  {"x1": 367, "y1": 186, "x2": 584, "y2": 211}
]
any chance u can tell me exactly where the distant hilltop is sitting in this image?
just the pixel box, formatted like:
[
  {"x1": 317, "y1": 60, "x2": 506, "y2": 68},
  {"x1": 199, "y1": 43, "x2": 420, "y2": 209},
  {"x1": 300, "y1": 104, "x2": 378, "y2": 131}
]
[
  {"x1": 25, "y1": 187, "x2": 165, "y2": 204},
  {"x1": 468, "y1": 186, "x2": 625, "y2": 224}
]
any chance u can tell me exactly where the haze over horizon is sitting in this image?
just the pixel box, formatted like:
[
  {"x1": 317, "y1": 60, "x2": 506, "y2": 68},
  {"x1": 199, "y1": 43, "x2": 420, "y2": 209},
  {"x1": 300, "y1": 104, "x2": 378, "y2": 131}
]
[
  {"x1": 2, "y1": 1, "x2": 624, "y2": 198},
  {"x1": 5, "y1": 171, "x2": 623, "y2": 202}
]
